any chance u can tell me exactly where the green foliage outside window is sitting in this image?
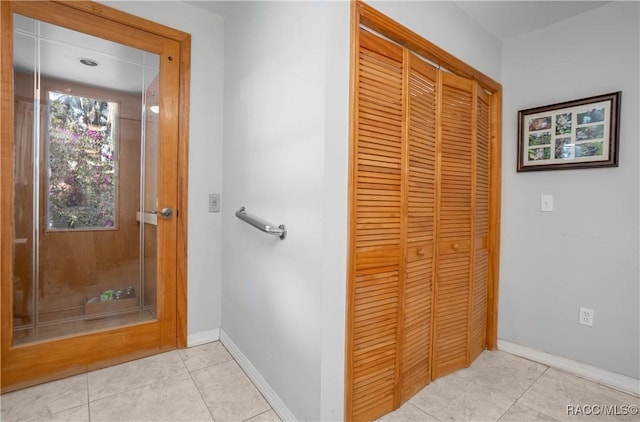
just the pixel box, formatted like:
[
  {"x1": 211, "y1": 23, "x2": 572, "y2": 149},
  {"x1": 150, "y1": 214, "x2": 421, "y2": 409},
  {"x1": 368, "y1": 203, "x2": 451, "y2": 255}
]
[{"x1": 47, "y1": 92, "x2": 117, "y2": 230}]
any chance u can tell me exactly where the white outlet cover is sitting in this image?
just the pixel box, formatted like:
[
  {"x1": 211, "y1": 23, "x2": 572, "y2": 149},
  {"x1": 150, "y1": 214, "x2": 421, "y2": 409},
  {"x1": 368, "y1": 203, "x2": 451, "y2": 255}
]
[
  {"x1": 579, "y1": 306, "x2": 594, "y2": 327},
  {"x1": 541, "y1": 195, "x2": 553, "y2": 212}
]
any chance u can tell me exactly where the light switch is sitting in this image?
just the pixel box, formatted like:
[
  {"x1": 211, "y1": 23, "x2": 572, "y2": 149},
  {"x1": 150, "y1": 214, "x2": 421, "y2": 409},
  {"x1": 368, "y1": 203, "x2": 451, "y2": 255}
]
[
  {"x1": 541, "y1": 195, "x2": 553, "y2": 212},
  {"x1": 209, "y1": 194, "x2": 220, "y2": 213}
]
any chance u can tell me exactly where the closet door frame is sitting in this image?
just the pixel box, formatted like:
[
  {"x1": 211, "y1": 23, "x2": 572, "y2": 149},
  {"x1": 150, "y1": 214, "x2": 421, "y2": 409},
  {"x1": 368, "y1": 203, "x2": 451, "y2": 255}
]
[{"x1": 346, "y1": 0, "x2": 502, "y2": 419}]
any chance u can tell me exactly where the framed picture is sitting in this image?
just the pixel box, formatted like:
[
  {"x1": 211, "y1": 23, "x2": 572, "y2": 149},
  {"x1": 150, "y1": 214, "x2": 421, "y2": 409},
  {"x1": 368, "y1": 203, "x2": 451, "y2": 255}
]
[{"x1": 517, "y1": 91, "x2": 621, "y2": 172}]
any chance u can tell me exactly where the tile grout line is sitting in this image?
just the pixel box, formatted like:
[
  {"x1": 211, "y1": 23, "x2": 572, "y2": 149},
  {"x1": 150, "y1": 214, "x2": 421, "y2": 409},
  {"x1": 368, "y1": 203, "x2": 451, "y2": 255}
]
[
  {"x1": 86, "y1": 351, "x2": 188, "y2": 404},
  {"x1": 215, "y1": 341, "x2": 277, "y2": 421},
  {"x1": 182, "y1": 355, "x2": 218, "y2": 422},
  {"x1": 407, "y1": 402, "x2": 444, "y2": 422},
  {"x1": 179, "y1": 343, "x2": 240, "y2": 422},
  {"x1": 86, "y1": 373, "x2": 92, "y2": 422},
  {"x1": 176, "y1": 346, "x2": 216, "y2": 422},
  {"x1": 495, "y1": 365, "x2": 555, "y2": 422},
  {"x1": 242, "y1": 408, "x2": 275, "y2": 422}
]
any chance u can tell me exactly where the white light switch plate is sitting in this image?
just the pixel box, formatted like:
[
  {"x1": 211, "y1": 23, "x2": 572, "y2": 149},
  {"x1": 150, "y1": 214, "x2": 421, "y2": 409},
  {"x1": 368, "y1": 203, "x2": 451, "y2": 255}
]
[
  {"x1": 209, "y1": 194, "x2": 220, "y2": 213},
  {"x1": 541, "y1": 195, "x2": 553, "y2": 212}
]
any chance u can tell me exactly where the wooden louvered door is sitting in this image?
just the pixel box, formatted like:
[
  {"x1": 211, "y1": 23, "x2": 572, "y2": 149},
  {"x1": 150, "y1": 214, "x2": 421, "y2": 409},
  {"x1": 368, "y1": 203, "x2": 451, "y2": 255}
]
[
  {"x1": 470, "y1": 89, "x2": 491, "y2": 361},
  {"x1": 399, "y1": 53, "x2": 437, "y2": 402},
  {"x1": 348, "y1": 28, "x2": 405, "y2": 421},
  {"x1": 347, "y1": 6, "x2": 500, "y2": 418},
  {"x1": 432, "y1": 71, "x2": 475, "y2": 378}
]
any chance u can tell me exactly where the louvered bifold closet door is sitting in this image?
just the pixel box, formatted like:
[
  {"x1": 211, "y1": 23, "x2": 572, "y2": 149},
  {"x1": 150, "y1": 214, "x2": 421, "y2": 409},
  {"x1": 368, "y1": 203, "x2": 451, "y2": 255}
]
[
  {"x1": 349, "y1": 28, "x2": 405, "y2": 421},
  {"x1": 399, "y1": 53, "x2": 437, "y2": 403},
  {"x1": 432, "y1": 71, "x2": 475, "y2": 378},
  {"x1": 470, "y1": 89, "x2": 491, "y2": 361}
]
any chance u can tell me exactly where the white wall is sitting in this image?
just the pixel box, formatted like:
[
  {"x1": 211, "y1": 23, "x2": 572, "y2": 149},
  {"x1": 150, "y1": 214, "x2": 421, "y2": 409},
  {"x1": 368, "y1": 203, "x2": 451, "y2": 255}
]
[
  {"x1": 100, "y1": 1, "x2": 224, "y2": 338},
  {"x1": 500, "y1": 1, "x2": 640, "y2": 379},
  {"x1": 370, "y1": 0, "x2": 502, "y2": 81},
  {"x1": 221, "y1": 2, "x2": 347, "y2": 419}
]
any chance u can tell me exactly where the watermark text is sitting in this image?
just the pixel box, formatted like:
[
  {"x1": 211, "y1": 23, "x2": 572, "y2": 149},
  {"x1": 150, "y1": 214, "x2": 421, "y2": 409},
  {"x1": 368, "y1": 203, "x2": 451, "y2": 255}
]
[{"x1": 567, "y1": 404, "x2": 638, "y2": 416}]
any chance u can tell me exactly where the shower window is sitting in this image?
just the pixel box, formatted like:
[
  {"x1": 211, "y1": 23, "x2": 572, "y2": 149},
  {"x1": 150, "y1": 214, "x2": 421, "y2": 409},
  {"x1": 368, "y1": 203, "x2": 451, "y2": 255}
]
[{"x1": 47, "y1": 92, "x2": 118, "y2": 230}]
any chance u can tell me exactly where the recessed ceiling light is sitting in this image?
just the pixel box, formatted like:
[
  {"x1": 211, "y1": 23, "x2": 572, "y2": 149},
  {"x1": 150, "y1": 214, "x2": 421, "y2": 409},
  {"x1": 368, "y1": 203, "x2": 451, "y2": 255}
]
[{"x1": 78, "y1": 58, "x2": 99, "y2": 67}]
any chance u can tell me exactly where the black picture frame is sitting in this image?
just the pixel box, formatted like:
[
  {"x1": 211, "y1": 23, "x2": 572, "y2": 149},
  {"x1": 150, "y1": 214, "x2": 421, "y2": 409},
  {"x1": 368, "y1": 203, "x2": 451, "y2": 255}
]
[{"x1": 517, "y1": 91, "x2": 621, "y2": 172}]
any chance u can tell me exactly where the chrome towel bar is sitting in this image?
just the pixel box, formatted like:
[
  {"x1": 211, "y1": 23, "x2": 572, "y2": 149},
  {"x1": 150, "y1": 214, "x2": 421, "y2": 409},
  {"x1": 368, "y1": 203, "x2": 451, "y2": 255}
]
[{"x1": 235, "y1": 206, "x2": 287, "y2": 240}]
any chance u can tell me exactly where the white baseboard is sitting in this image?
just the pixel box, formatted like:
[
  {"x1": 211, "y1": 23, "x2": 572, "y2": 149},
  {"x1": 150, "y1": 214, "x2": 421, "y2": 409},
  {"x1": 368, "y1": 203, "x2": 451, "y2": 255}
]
[
  {"x1": 498, "y1": 340, "x2": 640, "y2": 397},
  {"x1": 220, "y1": 329, "x2": 297, "y2": 422},
  {"x1": 187, "y1": 328, "x2": 220, "y2": 347}
]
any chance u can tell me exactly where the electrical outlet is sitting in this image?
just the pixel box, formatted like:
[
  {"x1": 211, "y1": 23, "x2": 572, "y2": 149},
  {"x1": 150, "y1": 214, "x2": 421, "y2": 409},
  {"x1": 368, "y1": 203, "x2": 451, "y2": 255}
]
[
  {"x1": 208, "y1": 194, "x2": 220, "y2": 213},
  {"x1": 579, "y1": 307, "x2": 594, "y2": 327}
]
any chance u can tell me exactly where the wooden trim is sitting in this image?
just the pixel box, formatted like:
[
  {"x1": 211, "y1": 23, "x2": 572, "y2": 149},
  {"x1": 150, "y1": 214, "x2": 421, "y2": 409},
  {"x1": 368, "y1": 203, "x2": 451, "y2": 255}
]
[
  {"x1": 176, "y1": 33, "x2": 191, "y2": 350},
  {"x1": 355, "y1": 0, "x2": 500, "y2": 94},
  {"x1": 486, "y1": 92, "x2": 502, "y2": 350},
  {"x1": 54, "y1": 0, "x2": 190, "y2": 42},
  {"x1": 2, "y1": 323, "x2": 161, "y2": 391},
  {"x1": 344, "y1": 1, "x2": 359, "y2": 419},
  {"x1": 157, "y1": 37, "x2": 180, "y2": 350},
  {"x1": 1, "y1": 0, "x2": 16, "y2": 362},
  {"x1": 11, "y1": 1, "x2": 164, "y2": 54}
]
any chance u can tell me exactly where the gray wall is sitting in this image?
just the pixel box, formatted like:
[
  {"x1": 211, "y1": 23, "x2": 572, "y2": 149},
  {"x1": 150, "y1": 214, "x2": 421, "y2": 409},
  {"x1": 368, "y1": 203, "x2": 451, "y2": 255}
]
[
  {"x1": 500, "y1": 1, "x2": 640, "y2": 379},
  {"x1": 221, "y1": 2, "x2": 349, "y2": 420}
]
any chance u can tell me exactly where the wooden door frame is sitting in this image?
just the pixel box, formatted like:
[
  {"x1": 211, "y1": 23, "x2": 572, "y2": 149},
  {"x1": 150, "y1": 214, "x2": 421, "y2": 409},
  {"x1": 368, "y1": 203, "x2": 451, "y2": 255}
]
[
  {"x1": 346, "y1": 0, "x2": 502, "y2": 417},
  {"x1": 1, "y1": 0, "x2": 190, "y2": 391}
]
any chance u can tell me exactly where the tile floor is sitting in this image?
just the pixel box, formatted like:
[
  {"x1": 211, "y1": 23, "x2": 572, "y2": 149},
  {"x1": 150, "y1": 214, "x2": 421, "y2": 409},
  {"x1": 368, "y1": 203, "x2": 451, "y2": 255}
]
[
  {"x1": 1, "y1": 343, "x2": 638, "y2": 422},
  {"x1": 0, "y1": 342, "x2": 280, "y2": 422},
  {"x1": 378, "y1": 350, "x2": 639, "y2": 422}
]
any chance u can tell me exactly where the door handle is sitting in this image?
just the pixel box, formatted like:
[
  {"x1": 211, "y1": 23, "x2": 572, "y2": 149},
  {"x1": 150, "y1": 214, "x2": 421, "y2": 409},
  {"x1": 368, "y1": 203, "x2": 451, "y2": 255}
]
[{"x1": 159, "y1": 207, "x2": 173, "y2": 219}]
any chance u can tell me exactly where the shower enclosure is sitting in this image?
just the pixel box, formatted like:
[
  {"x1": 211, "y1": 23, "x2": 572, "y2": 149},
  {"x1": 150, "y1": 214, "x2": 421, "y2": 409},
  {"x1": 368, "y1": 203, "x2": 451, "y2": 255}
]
[{"x1": 12, "y1": 14, "x2": 160, "y2": 345}]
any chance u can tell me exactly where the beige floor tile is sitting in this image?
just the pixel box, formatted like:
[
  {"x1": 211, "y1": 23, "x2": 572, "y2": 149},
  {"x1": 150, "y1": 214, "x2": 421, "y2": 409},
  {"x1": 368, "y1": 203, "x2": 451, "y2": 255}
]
[
  {"x1": 517, "y1": 368, "x2": 640, "y2": 422},
  {"x1": 178, "y1": 341, "x2": 233, "y2": 372},
  {"x1": 498, "y1": 403, "x2": 560, "y2": 422},
  {"x1": 89, "y1": 372, "x2": 213, "y2": 422},
  {"x1": 0, "y1": 374, "x2": 87, "y2": 422},
  {"x1": 192, "y1": 360, "x2": 271, "y2": 422},
  {"x1": 376, "y1": 402, "x2": 440, "y2": 421},
  {"x1": 48, "y1": 404, "x2": 90, "y2": 422},
  {"x1": 246, "y1": 409, "x2": 282, "y2": 422},
  {"x1": 454, "y1": 350, "x2": 547, "y2": 400},
  {"x1": 409, "y1": 368, "x2": 515, "y2": 421},
  {"x1": 88, "y1": 350, "x2": 188, "y2": 401}
]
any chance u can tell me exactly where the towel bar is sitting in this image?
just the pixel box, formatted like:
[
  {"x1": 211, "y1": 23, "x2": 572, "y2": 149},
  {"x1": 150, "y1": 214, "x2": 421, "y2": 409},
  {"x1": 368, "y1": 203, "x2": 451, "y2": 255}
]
[{"x1": 235, "y1": 206, "x2": 286, "y2": 240}]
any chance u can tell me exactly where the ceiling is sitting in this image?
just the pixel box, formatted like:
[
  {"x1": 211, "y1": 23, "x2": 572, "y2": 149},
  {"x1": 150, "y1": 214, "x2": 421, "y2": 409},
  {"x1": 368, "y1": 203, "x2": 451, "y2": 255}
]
[
  {"x1": 185, "y1": 0, "x2": 610, "y2": 41},
  {"x1": 12, "y1": 1, "x2": 610, "y2": 94},
  {"x1": 453, "y1": 1, "x2": 610, "y2": 40}
]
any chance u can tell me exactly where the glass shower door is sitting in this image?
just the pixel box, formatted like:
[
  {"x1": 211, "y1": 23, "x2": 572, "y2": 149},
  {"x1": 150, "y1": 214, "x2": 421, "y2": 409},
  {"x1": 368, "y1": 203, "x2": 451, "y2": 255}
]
[
  {"x1": 11, "y1": 14, "x2": 161, "y2": 344},
  {"x1": 2, "y1": 0, "x2": 183, "y2": 393}
]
